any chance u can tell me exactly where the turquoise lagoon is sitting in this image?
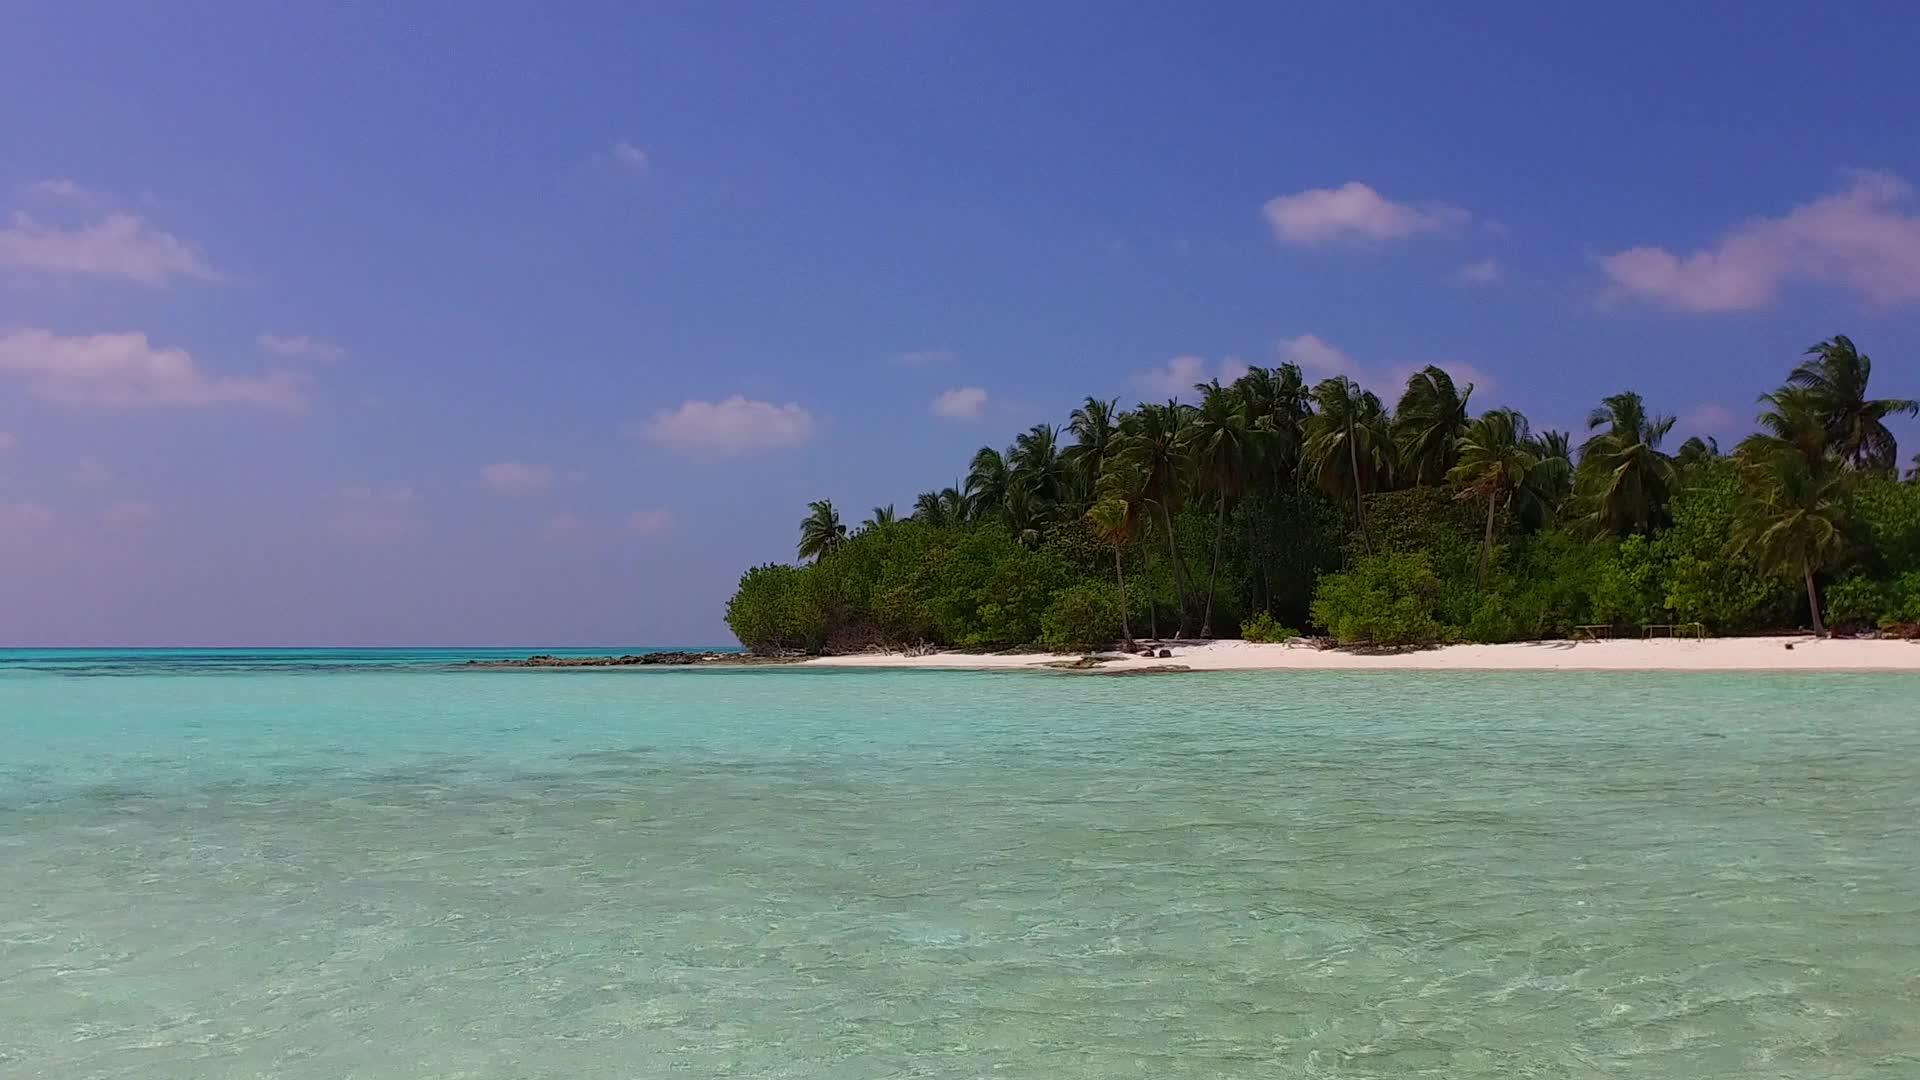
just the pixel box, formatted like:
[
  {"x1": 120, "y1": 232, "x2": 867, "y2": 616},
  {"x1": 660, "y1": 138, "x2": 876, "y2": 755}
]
[{"x1": 2, "y1": 650, "x2": 1917, "y2": 1077}]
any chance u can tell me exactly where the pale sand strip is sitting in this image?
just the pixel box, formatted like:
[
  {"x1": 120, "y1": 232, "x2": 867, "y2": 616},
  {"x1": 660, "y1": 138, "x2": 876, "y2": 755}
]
[{"x1": 803, "y1": 636, "x2": 1920, "y2": 672}]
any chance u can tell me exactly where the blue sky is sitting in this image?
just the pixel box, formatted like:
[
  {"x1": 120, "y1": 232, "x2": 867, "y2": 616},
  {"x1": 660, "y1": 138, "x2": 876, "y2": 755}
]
[{"x1": 3, "y1": 2, "x2": 1918, "y2": 646}]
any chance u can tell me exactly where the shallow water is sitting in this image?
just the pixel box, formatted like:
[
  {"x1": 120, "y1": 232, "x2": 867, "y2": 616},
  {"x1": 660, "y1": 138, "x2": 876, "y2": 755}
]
[{"x1": 3, "y1": 652, "x2": 1917, "y2": 1077}]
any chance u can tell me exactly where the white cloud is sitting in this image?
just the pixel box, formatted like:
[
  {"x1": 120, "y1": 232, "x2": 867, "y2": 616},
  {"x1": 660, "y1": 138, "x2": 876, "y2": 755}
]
[
  {"x1": 0, "y1": 502, "x2": 53, "y2": 529},
  {"x1": 1278, "y1": 333, "x2": 1495, "y2": 397},
  {"x1": 625, "y1": 508, "x2": 674, "y2": 536},
  {"x1": 1681, "y1": 402, "x2": 1736, "y2": 435},
  {"x1": 0, "y1": 211, "x2": 217, "y2": 285},
  {"x1": 71, "y1": 456, "x2": 113, "y2": 488},
  {"x1": 1599, "y1": 171, "x2": 1920, "y2": 312},
  {"x1": 101, "y1": 498, "x2": 154, "y2": 528},
  {"x1": 1130, "y1": 356, "x2": 1251, "y2": 401},
  {"x1": 1277, "y1": 334, "x2": 1358, "y2": 378},
  {"x1": 0, "y1": 329, "x2": 307, "y2": 411},
  {"x1": 931, "y1": 386, "x2": 989, "y2": 420},
  {"x1": 1263, "y1": 181, "x2": 1469, "y2": 247},
  {"x1": 342, "y1": 485, "x2": 415, "y2": 505},
  {"x1": 480, "y1": 461, "x2": 554, "y2": 495},
  {"x1": 609, "y1": 140, "x2": 650, "y2": 176},
  {"x1": 1455, "y1": 258, "x2": 1503, "y2": 285},
  {"x1": 257, "y1": 333, "x2": 346, "y2": 362},
  {"x1": 890, "y1": 348, "x2": 953, "y2": 368},
  {"x1": 27, "y1": 178, "x2": 94, "y2": 201},
  {"x1": 330, "y1": 486, "x2": 419, "y2": 541},
  {"x1": 541, "y1": 513, "x2": 593, "y2": 545},
  {"x1": 634, "y1": 396, "x2": 816, "y2": 455}
]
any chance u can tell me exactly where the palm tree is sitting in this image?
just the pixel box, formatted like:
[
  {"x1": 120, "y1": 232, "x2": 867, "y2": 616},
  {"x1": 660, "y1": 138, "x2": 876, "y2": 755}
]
[
  {"x1": 1185, "y1": 380, "x2": 1255, "y2": 636},
  {"x1": 912, "y1": 486, "x2": 968, "y2": 526},
  {"x1": 1518, "y1": 429, "x2": 1574, "y2": 529},
  {"x1": 1002, "y1": 483, "x2": 1046, "y2": 548},
  {"x1": 1731, "y1": 422, "x2": 1848, "y2": 636},
  {"x1": 1087, "y1": 496, "x2": 1140, "y2": 643},
  {"x1": 912, "y1": 490, "x2": 947, "y2": 524},
  {"x1": 1577, "y1": 391, "x2": 1677, "y2": 535},
  {"x1": 796, "y1": 499, "x2": 846, "y2": 561},
  {"x1": 861, "y1": 504, "x2": 897, "y2": 530},
  {"x1": 1395, "y1": 365, "x2": 1474, "y2": 486},
  {"x1": 1676, "y1": 435, "x2": 1721, "y2": 468},
  {"x1": 965, "y1": 446, "x2": 1010, "y2": 521},
  {"x1": 1730, "y1": 454, "x2": 1845, "y2": 635},
  {"x1": 1231, "y1": 363, "x2": 1311, "y2": 612},
  {"x1": 1007, "y1": 423, "x2": 1068, "y2": 511},
  {"x1": 1448, "y1": 409, "x2": 1538, "y2": 580},
  {"x1": 1234, "y1": 363, "x2": 1311, "y2": 486},
  {"x1": 1111, "y1": 401, "x2": 1199, "y2": 636},
  {"x1": 937, "y1": 485, "x2": 968, "y2": 524},
  {"x1": 1303, "y1": 376, "x2": 1392, "y2": 553},
  {"x1": 1788, "y1": 335, "x2": 1916, "y2": 473},
  {"x1": 1734, "y1": 391, "x2": 1849, "y2": 635},
  {"x1": 1065, "y1": 397, "x2": 1120, "y2": 505},
  {"x1": 1750, "y1": 387, "x2": 1829, "y2": 465}
]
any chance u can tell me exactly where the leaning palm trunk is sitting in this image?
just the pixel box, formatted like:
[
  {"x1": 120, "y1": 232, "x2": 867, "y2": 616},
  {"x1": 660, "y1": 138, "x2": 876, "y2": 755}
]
[
  {"x1": 1346, "y1": 417, "x2": 1371, "y2": 555},
  {"x1": 1157, "y1": 501, "x2": 1197, "y2": 637},
  {"x1": 1804, "y1": 559, "x2": 1825, "y2": 637},
  {"x1": 1480, "y1": 488, "x2": 1498, "y2": 583},
  {"x1": 1113, "y1": 547, "x2": 1132, "y2": 643},
  {"x1": 1245, "y1": 501, "x2": 1265, "y2": 615},
  {"x1": 1139, "y1": 542, "x2": 1159, "y2": 640},
  {"x1": 1201, "y1": 495, "x2": 1227, "y2": 637}
]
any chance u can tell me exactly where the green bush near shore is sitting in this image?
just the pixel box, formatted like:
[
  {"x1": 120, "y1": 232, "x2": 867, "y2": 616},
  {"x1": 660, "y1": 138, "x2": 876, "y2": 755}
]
[
  {"x1": 1310, "y1": 552, "x2": 1448, "y2": 646},
  {"x1": 1039, "y1": 582, "x2": 1126, "y2": 651},
  {"x1": 1239, "y1": 612, "x2": 1298, "y2": 643}
]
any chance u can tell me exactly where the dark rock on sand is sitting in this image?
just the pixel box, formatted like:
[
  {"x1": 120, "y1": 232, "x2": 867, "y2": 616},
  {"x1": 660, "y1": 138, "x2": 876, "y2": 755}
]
[{"x1": 1092, "y1": 663, "x2": 1192, "y2": 676}]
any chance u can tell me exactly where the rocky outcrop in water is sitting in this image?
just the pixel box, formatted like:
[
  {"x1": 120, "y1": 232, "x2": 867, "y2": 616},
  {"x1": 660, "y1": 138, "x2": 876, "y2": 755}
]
[{"x1": 464, "y1": 651, "x2": 792, "y2": 669}]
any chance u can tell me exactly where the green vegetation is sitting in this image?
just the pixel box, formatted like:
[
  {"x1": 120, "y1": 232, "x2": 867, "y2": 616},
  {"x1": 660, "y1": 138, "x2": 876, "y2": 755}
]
[
  {"x1": 1310, "y1": 552, "x2": 1446, "y2": 647},
  {"x1": 729, "y1": 334, "x2": 1919, "y2": 652},
  {"x1": 1040, "y1": 582, "x2": 1127, "y2": 651},
  {"x1": 1238, "y1": 612, "x2": 1297, "y2": 643}
]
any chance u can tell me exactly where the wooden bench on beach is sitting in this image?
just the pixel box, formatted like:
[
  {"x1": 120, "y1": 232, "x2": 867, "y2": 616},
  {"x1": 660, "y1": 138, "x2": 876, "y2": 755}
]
[
  {"x1": 1642, "y1": 622, "x2": 1707, "y2": 640},
  {"x1": 1573, "y1": 624, "x2": 1614, "y2": 642}
]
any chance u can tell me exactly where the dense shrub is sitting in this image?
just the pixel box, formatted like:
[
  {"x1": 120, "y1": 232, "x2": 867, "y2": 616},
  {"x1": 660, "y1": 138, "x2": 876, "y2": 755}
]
[
  {"x1": 1310, "y1": 552, "x2": 1446, "y2": 646},
  {"x1": 1828, "y1": 570, "x2": 1920, "y2": 630},
  {"x1": 726, "y1": 522, "x2": 1080, "y2": 653},
  {"x1": 1040, "y1": 582, "x2": 1126, "y2": 651},
  {"x1": 1850, "y1": 477, "x2": 1920, "y2": 575},
  {"x1": 1889, "y1": 572, "x2": 1920, "y2": 626},
  {"x1": 1499, "y1": 531, "x2": 1604, "y2": 639},
  {"x1": 1656, "y1": 460, "x2": 1793, "y2": 630},
  {"x1": 1587, "y1": 534, "x2": 1664, "y2": 627},
  {"x1": 1239, "y1": 611, "x2": 1298, "y2": 643},
  {"x1": 964, "y1": 540, "x2": 1076, "y2": 648},
  {"x1": 1824, "y1": 575, "x2": 1886, "y2": 629},
  {"x1": 1247, "y1": 490, "x2": 1351, "y2": 630},
  {"x1": 724, "y1": 563, "x2": 830, "y2": 653}
]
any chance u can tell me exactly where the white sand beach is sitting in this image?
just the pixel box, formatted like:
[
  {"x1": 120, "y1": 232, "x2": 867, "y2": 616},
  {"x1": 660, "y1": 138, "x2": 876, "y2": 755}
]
[{"x1": 805, "y1": 635, "x2": 1920, "y2": 672}]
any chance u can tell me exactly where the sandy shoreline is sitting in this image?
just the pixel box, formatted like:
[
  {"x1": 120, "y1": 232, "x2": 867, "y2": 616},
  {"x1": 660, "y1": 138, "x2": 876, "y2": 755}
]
[{"x1": 803, "y1": 635, "x2": 1920, "y2": 673}]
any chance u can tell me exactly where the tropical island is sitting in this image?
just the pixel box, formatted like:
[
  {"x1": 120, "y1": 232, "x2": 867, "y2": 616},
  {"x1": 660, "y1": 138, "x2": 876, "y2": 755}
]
[{"x1": 725, "y1": 335, "x2": 1920, "y2": 663}]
